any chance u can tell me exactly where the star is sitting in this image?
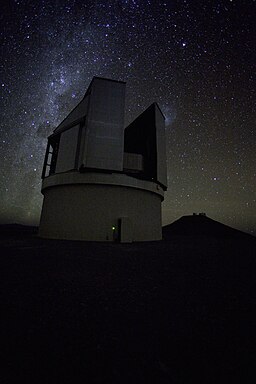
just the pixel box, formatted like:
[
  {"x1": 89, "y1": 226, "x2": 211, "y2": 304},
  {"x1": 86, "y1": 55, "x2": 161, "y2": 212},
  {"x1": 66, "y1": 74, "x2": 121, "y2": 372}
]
[{"x1": 0, "y1": 0, "x2": 255, "y2": 235}]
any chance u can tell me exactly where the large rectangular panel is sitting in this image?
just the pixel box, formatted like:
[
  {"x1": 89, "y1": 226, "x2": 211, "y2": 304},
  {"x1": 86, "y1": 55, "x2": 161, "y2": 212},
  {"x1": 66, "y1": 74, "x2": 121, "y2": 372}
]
[
  {"x1": 54, "y1": 97, "x2": 88, "y2": 133},
  {"x1": 123, "y1": 152, "x2": 144, "y2": 171},
  {"x1": 155, "y1": 105, "x2": 168, "y2": 189},
  {"x1": 82, "y1": 78, "x2": 126, "y2": 171},
  {"x1": 55, "y1": 124, "x2": 80, "y2": 173},
  {"x1": 85, "y1": 133, "x2": 123, "y2": 169}
]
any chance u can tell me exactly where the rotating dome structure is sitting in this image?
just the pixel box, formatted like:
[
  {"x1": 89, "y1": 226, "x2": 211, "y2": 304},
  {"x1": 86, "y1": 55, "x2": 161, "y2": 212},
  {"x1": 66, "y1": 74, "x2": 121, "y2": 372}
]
[{"x1": 39, "y1": 77, "x2": 167, "y2": 242}]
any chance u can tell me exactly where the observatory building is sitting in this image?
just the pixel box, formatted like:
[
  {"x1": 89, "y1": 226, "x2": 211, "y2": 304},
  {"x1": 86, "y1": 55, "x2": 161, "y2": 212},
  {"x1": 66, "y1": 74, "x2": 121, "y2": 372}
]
[{"x1": 39, "y1": 77, "x2": 167, "y2": 242}]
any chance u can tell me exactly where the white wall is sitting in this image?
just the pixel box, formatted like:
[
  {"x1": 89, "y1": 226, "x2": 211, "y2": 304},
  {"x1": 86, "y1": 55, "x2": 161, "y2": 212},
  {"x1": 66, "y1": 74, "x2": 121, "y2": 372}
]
[{"x1": 39, "y1": 183, "x2": 162, "y2": 241}]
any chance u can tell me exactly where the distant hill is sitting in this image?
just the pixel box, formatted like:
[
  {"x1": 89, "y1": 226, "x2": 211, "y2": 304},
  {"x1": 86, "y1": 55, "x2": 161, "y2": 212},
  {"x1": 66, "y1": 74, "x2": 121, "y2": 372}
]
[
  {"x1": 0, "y1": 224, "x2": 38, "y2": 236},
  {"x1": 0, "y1": 215, "x2": 255, "y2": 383},
  {"x1": 163, "y1": 214, "x2": 253, "y2": 239},
  {"x1": 0, "y1": 217, "x2": 253, "y2": 241}
]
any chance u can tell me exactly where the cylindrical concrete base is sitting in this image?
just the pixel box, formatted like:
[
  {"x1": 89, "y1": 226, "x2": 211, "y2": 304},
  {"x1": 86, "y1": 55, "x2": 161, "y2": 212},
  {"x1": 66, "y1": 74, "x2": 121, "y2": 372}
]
[{"x1": 39, "y1": 172, "x2": 163, "y2": 242}]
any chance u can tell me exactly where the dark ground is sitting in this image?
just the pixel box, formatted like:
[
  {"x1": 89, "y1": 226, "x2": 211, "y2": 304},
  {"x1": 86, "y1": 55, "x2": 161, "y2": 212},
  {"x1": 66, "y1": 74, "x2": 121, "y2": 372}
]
[{"x1": 0, "y1": 217, "x2": 256, "y2": 383}]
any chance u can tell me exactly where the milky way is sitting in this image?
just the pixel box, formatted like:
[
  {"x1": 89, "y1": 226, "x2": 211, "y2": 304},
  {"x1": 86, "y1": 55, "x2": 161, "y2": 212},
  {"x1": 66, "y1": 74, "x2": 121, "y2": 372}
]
[{"x1": 0, "y1": 0, "x2": 255, "y2": 234}]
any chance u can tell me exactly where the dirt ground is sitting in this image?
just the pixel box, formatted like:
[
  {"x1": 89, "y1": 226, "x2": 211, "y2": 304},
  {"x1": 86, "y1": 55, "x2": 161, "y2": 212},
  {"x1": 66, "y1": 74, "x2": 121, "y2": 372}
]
[{"x1": 0, "y1": 223, "x2": 255, "y2": 383}]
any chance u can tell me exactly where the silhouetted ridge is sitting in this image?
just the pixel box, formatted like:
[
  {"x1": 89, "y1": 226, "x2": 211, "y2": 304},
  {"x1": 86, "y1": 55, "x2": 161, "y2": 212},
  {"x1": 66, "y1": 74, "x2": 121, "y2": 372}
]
[
  {"x1": 163, "y1": 215, "x2": 251, "y2": 238},
  {"x1": 0, "y1": 224, "x2": 38, "y2": 236}
]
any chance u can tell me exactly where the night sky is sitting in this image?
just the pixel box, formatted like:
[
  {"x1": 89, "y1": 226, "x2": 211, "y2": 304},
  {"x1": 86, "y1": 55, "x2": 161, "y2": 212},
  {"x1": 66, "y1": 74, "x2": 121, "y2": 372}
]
[{"x1": 0, "y1": 0, "x2": 255, "y2": 234}]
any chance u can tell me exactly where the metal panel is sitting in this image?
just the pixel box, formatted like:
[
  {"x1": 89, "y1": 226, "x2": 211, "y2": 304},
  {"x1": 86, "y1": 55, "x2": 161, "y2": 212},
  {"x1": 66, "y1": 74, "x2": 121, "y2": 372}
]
[
  {"x1": 155, "y1": 104, "x2": 168, "y2": 189},
  {"x1": 124, "y1": 104, "x2": 157, "y2": 181},
  {"x1": 123, "y1": 153, "x2": 144, "y2": 171},
  {"x1": 55, "y1": 124, "x2": 80, "y2": 173},
  {"x1": 54, "y1": 97, "x2": 88, "y2": 133},
  {"x1": 119, "y1": 217, "x2": 133, "y2": 243},
  {"x1": 82, "y1": 78, "x2": 126, "y2": 171},
  {"x1": 39, "y1": 183, "x2": 162, "y2": 241}
]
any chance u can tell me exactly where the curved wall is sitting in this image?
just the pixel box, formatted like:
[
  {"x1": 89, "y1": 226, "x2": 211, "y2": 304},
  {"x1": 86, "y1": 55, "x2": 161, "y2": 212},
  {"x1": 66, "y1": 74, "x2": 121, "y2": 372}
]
[{"x1": 39, "y1": 173, "x2": 163, "y2": 242}]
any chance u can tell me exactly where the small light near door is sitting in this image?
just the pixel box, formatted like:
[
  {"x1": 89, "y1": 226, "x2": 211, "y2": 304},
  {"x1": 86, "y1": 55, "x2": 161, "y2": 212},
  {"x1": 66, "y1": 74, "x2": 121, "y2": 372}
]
[{"x1": 112, "y1": 226, "x2": 116, "y2": 231}]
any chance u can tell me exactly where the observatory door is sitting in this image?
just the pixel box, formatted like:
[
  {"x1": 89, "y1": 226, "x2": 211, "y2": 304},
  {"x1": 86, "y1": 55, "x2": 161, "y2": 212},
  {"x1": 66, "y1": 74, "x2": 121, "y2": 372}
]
[{"x1": 118, "y1": 217, "x2": 132, "y2": 243}]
